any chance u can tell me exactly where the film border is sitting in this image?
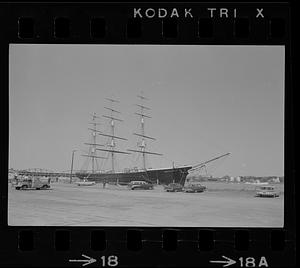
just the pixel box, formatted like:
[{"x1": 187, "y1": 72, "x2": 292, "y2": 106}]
[{"x1": 0, "y1": 2, "x2": 295, "y2": 268}]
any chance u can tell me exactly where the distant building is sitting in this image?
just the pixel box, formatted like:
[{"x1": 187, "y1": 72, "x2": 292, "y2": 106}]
[{"x1": 272, "y1": 177, "x2": 280, "y2": 183}]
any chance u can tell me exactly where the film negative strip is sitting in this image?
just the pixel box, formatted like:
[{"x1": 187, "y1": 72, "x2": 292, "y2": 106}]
[{"x1": 0, "y1": 1, "x2": 295, "y2": 268}]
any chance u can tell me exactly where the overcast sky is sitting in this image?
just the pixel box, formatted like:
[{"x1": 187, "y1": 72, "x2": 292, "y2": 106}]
[{"x1": 9, "y1": 44, "x2": 284, "y2": 177}]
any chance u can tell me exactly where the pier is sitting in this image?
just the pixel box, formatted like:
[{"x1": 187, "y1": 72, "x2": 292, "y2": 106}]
[{"x1": 9, "y1": 168, "x2": 78, "y2": 178}]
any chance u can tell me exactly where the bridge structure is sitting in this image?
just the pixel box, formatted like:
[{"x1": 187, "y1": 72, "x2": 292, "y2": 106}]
[{"x1": 9, "y1": 168, "x2": 79, "y2": 178}]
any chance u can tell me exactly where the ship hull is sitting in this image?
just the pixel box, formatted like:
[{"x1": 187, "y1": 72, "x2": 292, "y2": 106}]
[{"x1": 75, "y1": 166, "x2": 192, "y2": 185}]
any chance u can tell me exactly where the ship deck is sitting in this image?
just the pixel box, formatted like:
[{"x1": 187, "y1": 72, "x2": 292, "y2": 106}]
[{"x1": 8, "y1": 182, "x2": 284, "y2": 227}]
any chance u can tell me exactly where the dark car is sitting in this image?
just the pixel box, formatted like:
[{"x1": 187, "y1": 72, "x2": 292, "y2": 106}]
[
  {"x1": 183, "y1": 184, "x2": 206, "y2": 193},
  {"x1": 128, "y1": 180, "x2": 154, "y2": 190},
  {"x1": 164, "y1": 183, "x2": 183, "y2": 192}
]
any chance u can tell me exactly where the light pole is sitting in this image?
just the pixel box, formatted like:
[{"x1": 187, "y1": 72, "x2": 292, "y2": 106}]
[{"x1": 70, "y1": 150, "x2": 77, "y2": 183}]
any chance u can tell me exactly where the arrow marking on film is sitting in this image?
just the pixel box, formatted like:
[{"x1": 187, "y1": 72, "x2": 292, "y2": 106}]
[
  {"x1": 210, "y1": 255, "x2": 236, "y2": 267},
  {"x1": 69, "y1": 254, "x2": 97, "y2": 266}
]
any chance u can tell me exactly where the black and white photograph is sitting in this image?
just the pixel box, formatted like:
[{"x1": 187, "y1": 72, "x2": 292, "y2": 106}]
[{"x1": 8, "y1": 44, "x2": 284, "y2": 227}]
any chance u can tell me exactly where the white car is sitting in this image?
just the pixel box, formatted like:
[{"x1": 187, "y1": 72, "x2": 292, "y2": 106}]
[
  {"x1": 15, "y1": 177, "x2": 50, "y2": 190},
  {"x1": 255, "y1": 186, "x2": 279, "y2": 197},
  {"x1": 77, "y1": 180, "x2": 96, "y2": 186}
]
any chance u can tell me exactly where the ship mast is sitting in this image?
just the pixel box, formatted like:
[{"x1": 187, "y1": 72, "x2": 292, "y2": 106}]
[
  {"x1": 81, "y1": 113, "x2": 106, "y2": 174},
  {"x1": 128, "y1": 93, "x2": 162, "y2": 170},
  {"x1": 96, "y1": 98, "x2": 130, "y2": 173},
  {"x1": 91, "y1": 113, "x2": 98, "y2": 173}
]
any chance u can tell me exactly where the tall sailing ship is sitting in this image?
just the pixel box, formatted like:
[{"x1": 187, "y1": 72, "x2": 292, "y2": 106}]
[{"x1": 75, "y1": 94, "x2": 229, "y2": 185}]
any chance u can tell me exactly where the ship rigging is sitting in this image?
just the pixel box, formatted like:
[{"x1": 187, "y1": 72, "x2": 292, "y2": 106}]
[
  {"x1": 128, "y1": 94, "x2": 163, "y2": 170},
  {"x1": 77, "y1": 93, "x2": 230, "y2": 185}
]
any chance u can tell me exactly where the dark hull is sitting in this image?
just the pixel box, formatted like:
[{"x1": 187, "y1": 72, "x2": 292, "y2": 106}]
[{"x1": 76, "y1": 166, "x2": 192, "y2": 185}]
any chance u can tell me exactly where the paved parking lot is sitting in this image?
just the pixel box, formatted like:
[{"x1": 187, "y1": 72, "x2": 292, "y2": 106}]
[{"x1": 8, "y1": 182, "x2": 284, "y2": 227}]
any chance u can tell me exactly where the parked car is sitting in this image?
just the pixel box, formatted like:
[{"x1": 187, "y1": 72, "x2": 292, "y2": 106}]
[
  {"x1": 164, "y1": 183, "x2": 183, "y2": 192},
  {"x1": 15, "y1": 177, "x2": 50, "y2": 190},
  {"x1": 255, "y1": 186, "x2": 279, "y2": 197},
  {"x1": 183, "y1": 184, "x2": 206, "y2": 193},
  {"x1": 128, "y1": 180, "x2": 154, "y2": 190},
  {"x1": 77, "y1": 180, "x2": 96, "y2": 186}
]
